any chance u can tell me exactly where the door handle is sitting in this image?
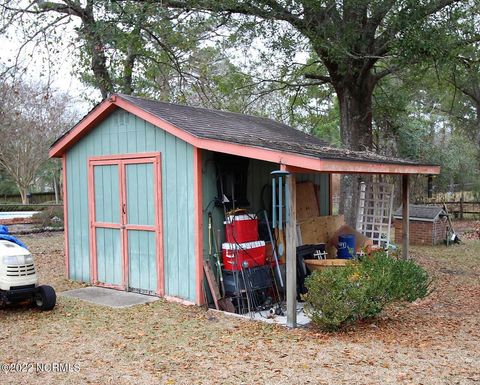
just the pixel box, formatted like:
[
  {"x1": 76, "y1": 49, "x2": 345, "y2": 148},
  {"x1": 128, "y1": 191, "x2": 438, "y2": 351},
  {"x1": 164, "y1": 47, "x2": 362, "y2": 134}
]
[{"x1": 122, "y1": 203, "x2": 126, "y2": 215}]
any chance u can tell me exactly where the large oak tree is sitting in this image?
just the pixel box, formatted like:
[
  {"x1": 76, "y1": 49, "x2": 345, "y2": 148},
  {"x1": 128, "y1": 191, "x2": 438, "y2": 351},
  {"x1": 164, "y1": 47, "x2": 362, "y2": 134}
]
[{"x1": 153, "y1": 0, "x2": 478, "y2": 222}]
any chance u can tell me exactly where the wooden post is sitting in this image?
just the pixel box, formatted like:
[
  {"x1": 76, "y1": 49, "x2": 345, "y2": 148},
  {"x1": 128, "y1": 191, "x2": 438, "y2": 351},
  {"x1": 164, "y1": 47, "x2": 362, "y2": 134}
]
[
  {"x1": 460, "y1": 191, "x2": 464, "y2": 220},
  {"x1": 427, "y1": 175, "x2": 433, "y2": 199},
  {"x1": 402, "y1": 174, "x2": 410, "y2": 260},
  {"x1": 286, "y1": 173, "x2": 297, "y2": 328}
]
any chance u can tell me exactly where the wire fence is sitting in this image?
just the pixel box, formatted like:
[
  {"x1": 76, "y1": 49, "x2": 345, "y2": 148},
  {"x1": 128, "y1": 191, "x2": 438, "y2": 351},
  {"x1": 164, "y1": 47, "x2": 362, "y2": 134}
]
[
  {"x1": 0, "y1": 203, "x2": 63, "y2": 212},
  {"x1": 415, "y1": 200, "x2": 480, "y2": 219}
]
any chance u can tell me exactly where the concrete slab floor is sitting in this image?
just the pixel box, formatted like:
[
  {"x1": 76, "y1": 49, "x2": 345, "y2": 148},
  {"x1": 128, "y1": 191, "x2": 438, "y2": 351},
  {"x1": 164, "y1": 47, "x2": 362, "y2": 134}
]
[
  {"x1": 246, "y1": 302, "x2": 311, "y2": 327},
  {"x1": 209, "y1": 302, "x2": 311, "y2": 328},
  {"x1": 60, "y1": 287, "x2": 159, "y2": 308},
  {"x1": 245, "y1": 302, "x2": 311, "y2": 327}
]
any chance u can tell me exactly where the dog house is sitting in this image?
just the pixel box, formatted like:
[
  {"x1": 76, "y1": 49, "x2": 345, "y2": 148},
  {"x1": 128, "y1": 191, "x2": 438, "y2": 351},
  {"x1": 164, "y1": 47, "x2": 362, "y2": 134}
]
[
  {"x1": 394, "y1": 205, "x2": 448, "y2": 245},
  {"x1": 50, "y1": 94, "x2": 439, "y2": 326}
]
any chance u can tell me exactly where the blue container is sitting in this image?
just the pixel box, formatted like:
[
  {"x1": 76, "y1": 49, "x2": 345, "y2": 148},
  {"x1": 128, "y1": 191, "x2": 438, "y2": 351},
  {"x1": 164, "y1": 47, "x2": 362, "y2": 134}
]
[{"x1": 337, "y1": 234, "x2": 356, "y2": 259}]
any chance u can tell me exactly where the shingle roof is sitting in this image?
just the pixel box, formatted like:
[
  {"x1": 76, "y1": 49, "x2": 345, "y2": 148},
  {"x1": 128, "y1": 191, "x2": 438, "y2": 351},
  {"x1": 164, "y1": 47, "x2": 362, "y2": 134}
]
[
  {"x1": 51, "y1": 93, "x2": 436, "y2": 167},
  {"x1": 114, "y1": 94, "x2": 428, "y2": 166},
  {"x1": 394, "y1": 205, "x2": 446, "y2": 221}
]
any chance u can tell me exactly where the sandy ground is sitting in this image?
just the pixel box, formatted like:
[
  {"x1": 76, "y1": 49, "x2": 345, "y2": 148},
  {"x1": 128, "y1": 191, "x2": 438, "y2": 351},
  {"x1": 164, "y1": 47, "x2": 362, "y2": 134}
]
[{"x1": 0, "y1": 231, "x2": 479, "y2": 385}]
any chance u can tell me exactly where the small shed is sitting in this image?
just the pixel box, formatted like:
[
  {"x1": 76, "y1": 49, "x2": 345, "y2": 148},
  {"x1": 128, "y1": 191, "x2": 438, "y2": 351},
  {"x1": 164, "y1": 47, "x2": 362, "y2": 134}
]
[
  {"x1": 50, "y1": 94, "x2": 439, "y2": 324},
  {"x1": 393, "y1": 205, "x2": 448, "y2": 245}
]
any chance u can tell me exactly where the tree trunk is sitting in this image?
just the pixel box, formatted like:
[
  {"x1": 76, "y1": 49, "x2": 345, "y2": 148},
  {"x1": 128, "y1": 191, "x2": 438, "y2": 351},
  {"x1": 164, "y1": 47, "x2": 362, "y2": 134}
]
[
  {"x1": 336, "y1": 84, "x2": 374, "y2": 152},
  {"x1": 80, "y1": 13, "x2": 114, "y2": 99},
  {"x1": 122, "y1": 51, "x2": 136, "y2": 95},
  {"x1": 334, "y1": 77, "x2": 375, "y2": 226},
  {"x1": 53, "y1": 174, "x2": 59, "y2": 204},
  {"x1": 475, "y1": 102, "x2": 480, "y2": 154},
  {"x1": 18, "y1": 187, "x2": 29, "y2": 204}
]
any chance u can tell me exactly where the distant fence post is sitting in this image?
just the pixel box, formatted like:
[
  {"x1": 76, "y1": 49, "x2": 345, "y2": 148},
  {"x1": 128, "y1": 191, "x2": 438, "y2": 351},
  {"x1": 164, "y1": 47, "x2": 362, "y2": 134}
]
[{"x1": 460, "y1": 194, "x2": 464, "y2": 220}]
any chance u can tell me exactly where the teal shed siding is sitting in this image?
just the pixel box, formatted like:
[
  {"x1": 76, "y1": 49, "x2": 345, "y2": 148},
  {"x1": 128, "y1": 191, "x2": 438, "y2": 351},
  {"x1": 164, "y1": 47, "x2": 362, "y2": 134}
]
[
  {"x1": 201, "y1": 151, "x2": 223, "y2": 257},
  {"x1": 65, "y1": 109, "x2": 196, "y2": 302}
]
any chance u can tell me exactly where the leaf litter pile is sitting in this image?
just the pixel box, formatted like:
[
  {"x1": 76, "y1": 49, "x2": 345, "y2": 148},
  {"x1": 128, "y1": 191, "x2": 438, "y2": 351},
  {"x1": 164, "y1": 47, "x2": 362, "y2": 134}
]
[{"x1": 0, "y1": 232, "x2": 479, "y2": 385}]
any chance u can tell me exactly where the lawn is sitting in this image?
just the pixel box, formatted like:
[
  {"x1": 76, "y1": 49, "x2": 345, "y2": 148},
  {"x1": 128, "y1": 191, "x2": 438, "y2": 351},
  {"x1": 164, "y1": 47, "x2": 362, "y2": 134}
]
[{"x1": 1, "y1": 232, "x2": 479, "y2": 385}]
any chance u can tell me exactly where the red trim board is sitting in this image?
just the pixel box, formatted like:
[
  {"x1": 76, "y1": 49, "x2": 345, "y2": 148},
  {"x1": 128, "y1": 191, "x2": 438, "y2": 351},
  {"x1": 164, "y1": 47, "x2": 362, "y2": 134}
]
[
  {"x1": 154, "y1": 155, "x2": 165, "y2": 296},
  {"x1": 193, "y1": 148, "x2": 204, "y2": 305},
  {"x1": 62, "y1": 154, "x2": 69, "y2": 278}
]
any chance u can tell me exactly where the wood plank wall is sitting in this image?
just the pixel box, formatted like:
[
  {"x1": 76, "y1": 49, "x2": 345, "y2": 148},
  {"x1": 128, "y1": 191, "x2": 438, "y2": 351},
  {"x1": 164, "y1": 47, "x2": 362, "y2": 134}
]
[{"x1": 66, "y1": 109, "x2": 196, "y2": 302}]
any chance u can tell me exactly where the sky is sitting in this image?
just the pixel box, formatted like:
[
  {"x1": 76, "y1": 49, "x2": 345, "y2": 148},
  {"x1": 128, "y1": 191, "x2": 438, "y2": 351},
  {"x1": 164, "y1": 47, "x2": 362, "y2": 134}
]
[
  {"x1": 1, "y1": 22, "x2": 98, "y2": 116},
  {"x1": 0, "y1": 7, "x2": 309, "y2": 119}
]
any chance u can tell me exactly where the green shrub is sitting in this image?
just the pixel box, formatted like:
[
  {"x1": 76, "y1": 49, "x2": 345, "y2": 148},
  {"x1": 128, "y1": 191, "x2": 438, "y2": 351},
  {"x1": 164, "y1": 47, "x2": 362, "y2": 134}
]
[
  {"x1": 31, "y1": 206, "x2": 64, "y2": 228},
  {"x1": 303, "y1": 252, "x2": 431, "y2": 331}
]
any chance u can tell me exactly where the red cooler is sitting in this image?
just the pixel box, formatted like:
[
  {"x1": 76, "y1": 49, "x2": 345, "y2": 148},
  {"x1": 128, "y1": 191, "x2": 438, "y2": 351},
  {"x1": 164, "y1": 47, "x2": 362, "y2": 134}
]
[
  {"x1": 222, "y1": 241, "x2": 266, "y2": 271},
  {"x1": 224, "y1": 214, "x2": 258, "y2": 243}
]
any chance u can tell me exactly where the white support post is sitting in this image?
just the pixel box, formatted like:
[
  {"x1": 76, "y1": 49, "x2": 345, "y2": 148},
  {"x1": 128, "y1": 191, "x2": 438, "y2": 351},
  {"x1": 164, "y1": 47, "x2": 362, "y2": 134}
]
[
  {"x1": 286, "y1": 173, "x2": 297, "y2": 328},
  {"x1": 402, "y1": 174, "x2": 410, "y2": 259}
]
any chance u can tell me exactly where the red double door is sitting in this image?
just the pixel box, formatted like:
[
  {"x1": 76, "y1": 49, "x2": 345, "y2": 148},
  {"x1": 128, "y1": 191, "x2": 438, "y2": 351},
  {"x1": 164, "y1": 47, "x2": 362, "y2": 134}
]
[{"x1": 88, "y1": 153, "x2": 164, "y2": 295}]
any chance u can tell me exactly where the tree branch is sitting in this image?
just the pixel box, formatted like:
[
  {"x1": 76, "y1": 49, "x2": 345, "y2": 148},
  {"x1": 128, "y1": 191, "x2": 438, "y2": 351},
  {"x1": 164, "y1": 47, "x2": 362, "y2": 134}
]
[
  {"x1": 304, "y1": 73, "x2": 332, "y2": 84},
  {"x1": 144, "y1": 0, "x2": 304, "y2": 28},
  {"x1": 367, "y1": 0, "x2": 397, "y2": 33},
  {"x1": 36, "y1": 0, "x2": 84, "y2": 17},
  {"x1": 373, "y1": 65, "x2": 401, "y2": 82}
]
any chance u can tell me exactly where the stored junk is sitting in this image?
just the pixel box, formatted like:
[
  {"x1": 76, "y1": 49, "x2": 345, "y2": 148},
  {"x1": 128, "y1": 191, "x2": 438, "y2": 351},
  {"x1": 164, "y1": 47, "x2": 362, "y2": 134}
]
[
  {"x1": 222, "y1": 241, "x2": 266, "y2": 271},
  {"x1": 225, "y1": 214, "x2": 259, "y2": 243}
]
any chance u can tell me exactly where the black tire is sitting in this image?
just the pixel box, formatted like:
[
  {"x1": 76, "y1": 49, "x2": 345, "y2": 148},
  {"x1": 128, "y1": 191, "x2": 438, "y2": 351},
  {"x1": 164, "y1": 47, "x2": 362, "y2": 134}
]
[{"x1": 35, "y1": 285, "x2": 56, "y2": 311}]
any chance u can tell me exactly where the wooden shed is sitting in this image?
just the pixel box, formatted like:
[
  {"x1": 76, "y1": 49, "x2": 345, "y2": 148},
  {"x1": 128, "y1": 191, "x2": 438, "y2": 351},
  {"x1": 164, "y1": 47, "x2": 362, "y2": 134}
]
[
  {"x1": 393, "y1": 205, "x2": 448, "y2": 245},
  {"x1": 50, "y1": 94, "x2": 439, "y2": 323}
]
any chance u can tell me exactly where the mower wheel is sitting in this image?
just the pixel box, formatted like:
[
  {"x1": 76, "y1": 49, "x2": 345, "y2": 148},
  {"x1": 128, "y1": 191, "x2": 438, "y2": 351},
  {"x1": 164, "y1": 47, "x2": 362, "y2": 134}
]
[{"x1": 35, "y1": 285, "x2": 56, "y2": 311}]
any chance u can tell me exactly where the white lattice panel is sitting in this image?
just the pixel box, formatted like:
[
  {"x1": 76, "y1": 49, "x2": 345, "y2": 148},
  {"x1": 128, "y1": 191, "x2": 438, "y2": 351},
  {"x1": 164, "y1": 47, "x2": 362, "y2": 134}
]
[{"x1": 356, "y1": 182, "x2": 394, "y2": 248}]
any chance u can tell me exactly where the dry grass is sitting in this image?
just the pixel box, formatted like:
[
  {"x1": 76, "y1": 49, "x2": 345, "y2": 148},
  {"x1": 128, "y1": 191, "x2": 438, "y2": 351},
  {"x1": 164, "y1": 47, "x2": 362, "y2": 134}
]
[{"x1": 0, "y1": 232, "x2": 479, "y2": 385}]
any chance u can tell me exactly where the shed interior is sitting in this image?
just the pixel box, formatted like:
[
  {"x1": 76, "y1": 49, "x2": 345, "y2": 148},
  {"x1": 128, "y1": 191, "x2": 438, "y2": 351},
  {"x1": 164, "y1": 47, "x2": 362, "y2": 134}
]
[
  {"x1": 199, "y1": 149, "x2": 347, "y2": 319},
  {"x1": 201, "y1": 150, "x2": 331, "y2": 251}
]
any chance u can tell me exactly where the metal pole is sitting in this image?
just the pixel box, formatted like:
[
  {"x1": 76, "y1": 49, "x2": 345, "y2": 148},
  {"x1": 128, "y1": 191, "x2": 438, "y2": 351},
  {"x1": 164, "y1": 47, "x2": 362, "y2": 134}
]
[
  {"x1": 279, "y1": 176, "x2": 283, "y2": 230},
  {"x1": 263, "y1": 210, "x2": 284, "y2": 288},
  {"x1": 272, "y1": 178, "x2": 276, "y2": 228}
]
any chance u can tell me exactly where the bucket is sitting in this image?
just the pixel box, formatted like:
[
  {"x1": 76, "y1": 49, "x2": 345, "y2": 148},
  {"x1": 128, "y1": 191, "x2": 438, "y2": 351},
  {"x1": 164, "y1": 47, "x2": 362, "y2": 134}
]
[{"x1": 337, "y1": 234, "x2": 356, "y2": 259}]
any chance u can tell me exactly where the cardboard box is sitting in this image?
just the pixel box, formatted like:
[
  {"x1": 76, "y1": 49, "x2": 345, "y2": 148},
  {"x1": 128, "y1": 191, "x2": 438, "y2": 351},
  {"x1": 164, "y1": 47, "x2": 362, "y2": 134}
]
[
  {"x1": 299, "y1": 215, "x2": 344, "y2": 243},
  {"x1": 298, "y1": 215, "x2": 344, "y2": 258}
]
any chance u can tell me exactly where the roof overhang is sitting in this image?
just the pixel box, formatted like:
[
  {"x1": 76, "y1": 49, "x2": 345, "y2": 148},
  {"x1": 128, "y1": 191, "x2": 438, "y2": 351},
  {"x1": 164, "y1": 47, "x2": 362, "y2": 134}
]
[{"x1": 50, "y1": 95, "x2": 440, "y2": 175}]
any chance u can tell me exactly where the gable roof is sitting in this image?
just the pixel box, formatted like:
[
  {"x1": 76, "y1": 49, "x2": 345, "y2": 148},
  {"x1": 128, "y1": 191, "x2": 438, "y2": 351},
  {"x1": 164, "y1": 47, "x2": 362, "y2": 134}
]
[
  {"x1": 119, "y1": 94, "x2": 331, "y2": 152},
  {"x1": 394, "y1": 205, "x2": 447, "y2": 221},
  {"x1": 114, "y1": 95, "x2": 408, "y2": 165},
  {"x1": 50, "y1": 94, "x2": 440, "y2": 175}
]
